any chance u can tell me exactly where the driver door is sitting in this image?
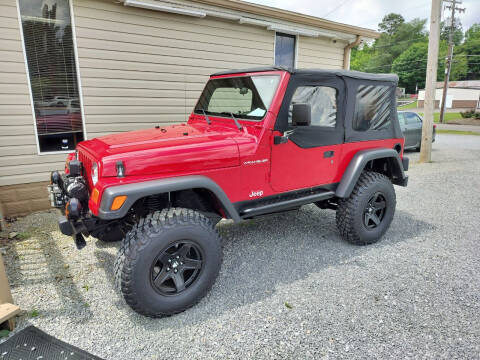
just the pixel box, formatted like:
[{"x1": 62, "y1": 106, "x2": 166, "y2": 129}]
[{"x1": 270, "y1": 84, "x2": 344, "y2": 192}]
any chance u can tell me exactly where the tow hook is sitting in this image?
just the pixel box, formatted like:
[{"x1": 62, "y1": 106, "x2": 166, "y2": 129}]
[
  {"x1": 58, "y1": 216, "x2": 87, "y2": 250},
  {"x1": 75, "y1": 233, "x2": 87, "y2": 250}
]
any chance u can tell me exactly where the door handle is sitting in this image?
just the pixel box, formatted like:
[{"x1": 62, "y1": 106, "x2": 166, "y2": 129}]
[
  {"x1": 274, "y1": 135, "x2": 288, "y2": 145},
  {"x1": 324, "y1": 150, "x2": 334, "y2": 158}
]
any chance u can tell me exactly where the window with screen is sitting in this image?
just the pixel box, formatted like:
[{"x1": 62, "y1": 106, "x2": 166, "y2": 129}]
[
  {"x1": 288, "y1": 86, "x2": 337, "y2": 127},
  {"x1": 19, "y1": 0, "x2": 84, "y2": 153},
  {"x1": 275, "y1": 33, "x2": 296, "y2": 68},
  {"x1": 353, "y1": 85, "x2": 392, "y2": 131}
]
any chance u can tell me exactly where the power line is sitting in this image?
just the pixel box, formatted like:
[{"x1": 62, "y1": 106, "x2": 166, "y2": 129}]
[
  {"x1": 373, "y1": 36, "x2": 428, "y2": 49},
  {"x1": 356, "y1": 1, "x2": 431, "y2": 27},
  {"x1": 439, "y1": 0, "x2": 466, "y2": 123},
  {"x1": 359, "y1": 54, "x2": 476, "y2": 72},
  {"x1": 322, "y1": 0, "x2": 354, "y2": 18}
]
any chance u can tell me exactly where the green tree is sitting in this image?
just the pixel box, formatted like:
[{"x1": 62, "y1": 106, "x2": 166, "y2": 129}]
[
  {"x1": 440, "y1": 18, "x2": 464, "y2": 45},
  {"x1": 450, "y1": 55, "x2": 468, "y2": 80},
  {"x1": 352, "y1": 18, "x2": 428, "y2": 74},
  {"x1": 350, "y1": 43, "x2": 375, "y2": 71},
  {"x1": 391, "y1": 42, "x2": 447, "y2": 93},
  {"x1": 378, "y1": 13, "x2": 405, "y2": 35},
  {"x1": 456, "y1": 24, "x2": 480, "y2": 79}
]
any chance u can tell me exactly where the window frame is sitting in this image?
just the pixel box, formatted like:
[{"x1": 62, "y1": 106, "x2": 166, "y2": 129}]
[
  {"x1": 352, "y1": 84, "x2": 393, "y2": 132},
  {"x1": 274, "y1": 32, "x2": 298, "y2": 69},
  {"x1": 287, "y1": 85, "x2": 338, "y2": 129},
  {"x1": 16, "y1": 0, "x2": 87, "y2": 155},
  {"x1": 193, "y1": 74, "x2": 281, "y2": 122}
]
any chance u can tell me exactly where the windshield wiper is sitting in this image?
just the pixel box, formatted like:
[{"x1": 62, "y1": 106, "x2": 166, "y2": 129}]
[
  {"x1": 219, "y1": 112, "x2": 242, "y2": 131},
  {"x1": 198, "y1": 108, "x2": 211, "y2": 125}
]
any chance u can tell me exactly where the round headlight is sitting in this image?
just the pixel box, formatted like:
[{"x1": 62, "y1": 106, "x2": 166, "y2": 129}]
[{"x1": 91, "y1": 162, "x2": 98, "y2": 185}]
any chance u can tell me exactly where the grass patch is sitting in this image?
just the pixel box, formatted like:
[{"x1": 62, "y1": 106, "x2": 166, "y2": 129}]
[
  {"x1": 30, "y1": 309, "x2": 40, "y2": 318},
  {"x1": 436, "y1": 129, "x2": 480, "y2": 136},
  {"x1": 398, "y1": 101, "x2": 417, "y2": 110},
  {"x1": 0, "y1": 330, "x2": 10, "y2": 338},
  {"x1": 16, "y1": 231, "x2": 31, "y2": 240},
  {"x1": 417, "y1": 112, "x2": 462, "y2": 123}
]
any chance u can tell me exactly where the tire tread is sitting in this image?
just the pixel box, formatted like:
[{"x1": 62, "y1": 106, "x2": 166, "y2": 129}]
[
  {"x1": 336, "y1": 171, "x2": 395, "y2": 245},
  {"x1": 114, "y1": 207, "x2": 221, "y2": 318}
]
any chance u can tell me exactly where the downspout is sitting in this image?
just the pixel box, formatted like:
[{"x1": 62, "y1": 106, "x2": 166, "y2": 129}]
[{"x1": 343, "y1": 35, "x2": 361, "y2": 70}]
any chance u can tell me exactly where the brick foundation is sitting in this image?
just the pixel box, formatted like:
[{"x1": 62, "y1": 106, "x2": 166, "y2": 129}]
[
  {"x1": 0, "y1": 182, "x2": 50, "y2": 217},
  {"x1": 417, "y1": 100, "x2": 477, "y2": 109}
]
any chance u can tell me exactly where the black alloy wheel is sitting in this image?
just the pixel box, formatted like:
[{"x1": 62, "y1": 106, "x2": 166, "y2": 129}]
[
  {"x1": 336, "y1": 171, "x2": 396, "y2": 245},
  {"x1": 115, "y1": 208, "x2": 222, "y2": 317},
  {"x1": 151, "y1": 241, "x2": 203, "y2": 295},
  {"x1": 363, "y1": 192, "x2": 387, "y2": 229}
]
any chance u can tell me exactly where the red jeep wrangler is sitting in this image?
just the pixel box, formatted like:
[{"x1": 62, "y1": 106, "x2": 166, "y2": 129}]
[{"x1": 48, "y1": 67, "x2": 408, "y2": 317}]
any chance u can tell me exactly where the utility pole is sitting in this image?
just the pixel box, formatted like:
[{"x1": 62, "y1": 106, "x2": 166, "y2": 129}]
[
  {"x1": 419, "y1": 0, "x2": 442, "y2": 163},
  {"x1": 439, "y1": 0, "x2": 466, "y2": 123}
]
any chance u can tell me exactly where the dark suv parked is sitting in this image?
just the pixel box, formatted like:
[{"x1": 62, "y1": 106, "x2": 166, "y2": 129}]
[{"x1": 398, "y1": 111, "x2": 436, "y2": 151}]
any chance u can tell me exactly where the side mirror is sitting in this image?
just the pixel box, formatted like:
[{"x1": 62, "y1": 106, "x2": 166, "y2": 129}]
[{"x1": 292, "y1": 103, "x2": 311, "y2": 126}]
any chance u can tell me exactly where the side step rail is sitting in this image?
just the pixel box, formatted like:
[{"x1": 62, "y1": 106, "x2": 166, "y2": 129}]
[{"x1": 240, "y1": 191, "x2": 335, "y2": 219}]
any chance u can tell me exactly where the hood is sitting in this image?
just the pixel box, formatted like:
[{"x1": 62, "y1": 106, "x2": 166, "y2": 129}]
[{"x1": 77, "y1": 123, "x2": 241, "y2": 177}]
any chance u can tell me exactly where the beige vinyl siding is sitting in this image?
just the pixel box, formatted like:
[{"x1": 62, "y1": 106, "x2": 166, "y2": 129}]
[
  {"x1": 73, "y1": 0, "x2": 275, "y2": 137},
  {"x1": 0, "y1": 0, "x2": 65, "y2": 186},
  {"x1": 297, "y1": 36, "x2": 346, "y2": 69}
]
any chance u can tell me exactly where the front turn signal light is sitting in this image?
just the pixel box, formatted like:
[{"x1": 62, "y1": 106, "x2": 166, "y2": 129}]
[
  {"x1": 111, "y1": 195, "x2": 127, "y2": 211},
  {"x1": 91, "y1": 188, "x2": 100, "y2": 205}
]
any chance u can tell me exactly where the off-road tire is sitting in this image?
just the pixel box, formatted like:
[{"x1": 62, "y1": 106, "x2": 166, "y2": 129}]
[
  {"x1": 114, "y1": 208, "x2": 222, "y2": 317},
  {"x1": 336, "y1": 171, "x2": 396, "y2": 245}
]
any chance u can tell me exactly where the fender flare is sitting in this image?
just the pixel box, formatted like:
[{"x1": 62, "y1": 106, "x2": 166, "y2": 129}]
[
  {"x1": 335, "y1": 148, "x2": 408, "y2": 198},
  {"x1": 97, "y1": 175, "x2": 242, "y2": 222}
]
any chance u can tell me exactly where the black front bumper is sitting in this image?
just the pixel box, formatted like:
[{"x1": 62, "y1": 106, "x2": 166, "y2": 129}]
[
  {"x1": 48, "y1": 171, "x2": 90, "y2": 249},
  {"x1": 58, "y1": 216, "x2": 74, "y2": 236}
]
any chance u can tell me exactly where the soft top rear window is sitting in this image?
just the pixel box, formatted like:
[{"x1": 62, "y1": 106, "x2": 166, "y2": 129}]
[
  {"x1": 194, "y1": 75, "x2": 280, "y2": 120},
  {"x1": 353, "y1": 84, "x2": 393, "y2": 131}
]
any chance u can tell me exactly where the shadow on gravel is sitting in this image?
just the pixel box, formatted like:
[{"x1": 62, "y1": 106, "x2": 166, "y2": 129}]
[
  {"x1": 5, "y1": 233, "x2": 93, "y2": 321},
  {"x1": 93, "y1": 205, "x2": 435, "y2": 328}
]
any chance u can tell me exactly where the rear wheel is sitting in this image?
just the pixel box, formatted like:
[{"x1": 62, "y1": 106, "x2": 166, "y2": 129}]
[
  {"x1": 114, "y1": 208, "x2": 222, "y2": 317},
  {"x1": 336, "y1": 171, "x2": 396, "y2": 245}
]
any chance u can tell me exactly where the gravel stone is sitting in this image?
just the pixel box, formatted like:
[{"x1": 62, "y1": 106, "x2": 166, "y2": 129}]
[{"x1": 1, "y1": 134, "x2": 479, "y2": 359}]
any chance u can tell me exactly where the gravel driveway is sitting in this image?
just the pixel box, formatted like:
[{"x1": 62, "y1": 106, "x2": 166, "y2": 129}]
[{"x1": 1, "y1": 134, "x2": 479, "y2": 359}]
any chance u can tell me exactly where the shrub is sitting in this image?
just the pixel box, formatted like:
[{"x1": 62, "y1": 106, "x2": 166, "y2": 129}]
[{"x1": 460, "y1": 109, "x2": 475, "y2": 118}]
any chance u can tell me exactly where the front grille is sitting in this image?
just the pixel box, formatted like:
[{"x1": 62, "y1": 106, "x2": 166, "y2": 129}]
[{"x1": 77, "y1": 150, "x2": 93, "y2": 189}]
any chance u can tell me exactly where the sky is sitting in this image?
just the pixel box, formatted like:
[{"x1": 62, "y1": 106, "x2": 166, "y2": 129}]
[{"x1": 247, "y1": 0, "x2": 480, "y2": 33}]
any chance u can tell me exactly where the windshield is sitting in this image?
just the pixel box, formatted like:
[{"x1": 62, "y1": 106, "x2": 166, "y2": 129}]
[{"x1": 194, "y1": 75, "x2": 280, "y2": 120}]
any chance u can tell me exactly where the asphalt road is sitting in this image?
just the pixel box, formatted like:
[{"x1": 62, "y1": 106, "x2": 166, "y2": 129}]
[{"x1": 2, "y1": 134, "x2": 480, "y2": 359}]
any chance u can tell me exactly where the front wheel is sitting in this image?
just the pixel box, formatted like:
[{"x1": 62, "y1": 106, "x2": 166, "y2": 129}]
[
  {"x1": 114, "y1": 208, "x2": 222, "y2": 317},
  {"x1": 336, "y1": 171, "x2": 396, "y2": 245}
]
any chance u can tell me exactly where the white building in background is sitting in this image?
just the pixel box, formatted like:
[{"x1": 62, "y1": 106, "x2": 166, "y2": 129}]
[{"x1": 418, "y1": 81, "x2": 480, "y2": 109}]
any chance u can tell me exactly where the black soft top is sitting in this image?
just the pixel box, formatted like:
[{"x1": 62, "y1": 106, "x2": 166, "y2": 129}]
[{"x1": 211, "y1": 66, "x2": 398, "y2": 83}]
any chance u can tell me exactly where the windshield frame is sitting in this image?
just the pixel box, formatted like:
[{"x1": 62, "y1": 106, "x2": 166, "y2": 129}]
[{"x1": 193, "y1": 73, "x2": 282, "y2": 122}]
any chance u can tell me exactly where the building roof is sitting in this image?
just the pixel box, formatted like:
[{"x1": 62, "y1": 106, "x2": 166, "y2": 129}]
[
  {"x1": 212, "y1": 66, "x2": 398, "y2": 82},
  {"x1": 122, "y1": 0, "x2": 380, "y2": 40},
  {"x1": 435, "y1": 80, "x2": 480, "y2": 90},
  {"x1": 192, "y1": 0, "x2": 379, "y2": 38}
]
